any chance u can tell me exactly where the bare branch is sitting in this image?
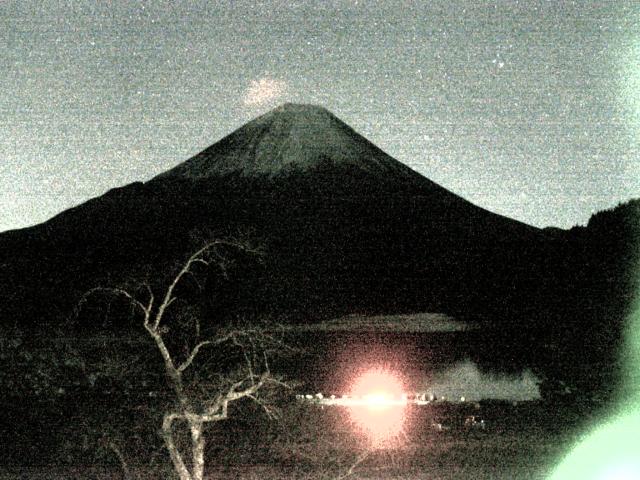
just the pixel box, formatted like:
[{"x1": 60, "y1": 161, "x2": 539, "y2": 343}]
[
  {"x1": 107, "y1": 441, "x2": 140, "y2": 480},
  {"x1": 175, "y1": 330, "x2": 239, "y2": 373},
  {"x1": 200, "y1": 371, "x2": 269, "y2": 423},
  {"x1": 227, "y1": 371, "x2": 268, "y2": 401},
  {"x1": 177, "y1": 340, "x2": 214, "y2": 373},
  {"x1": 336, "y1": 450, "x2": 371, "y2": 480},
  {"x1": 153, "y1": 239, "x2": 261, "y2": 331},
  {"x1": 242, "y1": 349, "x2": 255, "y2": 384},
  {"x1": 190, "y1": 258, "x2": 210, "y2": 268},
  {"x1": 142, "y1": 283, "x2": 154, "y2": 311},
  {"x1": 77, "y1": 287, "x2": 152, "y2": 326}
]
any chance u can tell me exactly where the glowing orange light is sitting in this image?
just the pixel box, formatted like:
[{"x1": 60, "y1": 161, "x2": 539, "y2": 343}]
[{"x1": 349, "y1": 368, "x2": 406, "y2": 446}]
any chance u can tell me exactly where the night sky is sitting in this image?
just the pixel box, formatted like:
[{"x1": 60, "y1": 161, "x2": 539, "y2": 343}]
[{"x1": 1, "y1": 0, "x2": 638, "y2": 232}]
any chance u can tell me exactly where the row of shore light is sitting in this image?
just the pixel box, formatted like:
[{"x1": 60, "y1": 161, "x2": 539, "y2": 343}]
[{"x1": 295, "y1": 392, "x2": 469, "y2": 407}]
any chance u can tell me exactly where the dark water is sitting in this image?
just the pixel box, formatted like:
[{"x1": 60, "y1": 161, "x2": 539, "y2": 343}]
[{"x1": 278, "y1": 330, "x2": 542, "y2": 394}]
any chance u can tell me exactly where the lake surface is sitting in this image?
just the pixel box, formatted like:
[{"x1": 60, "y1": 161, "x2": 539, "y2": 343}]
[{"x1": 279, "y1": 329, "x2": 545, "y2": 401}]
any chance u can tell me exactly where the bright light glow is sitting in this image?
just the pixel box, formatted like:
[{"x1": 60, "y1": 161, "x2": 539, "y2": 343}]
[
  {"x1": 349, "y1": 368, "x2": 407, "y2": 446},
  {"x1": 548, "y1": 410, "x2": 640, "y2": 479},
  {"x1": 364, "y1": 392, "x2": 392, "y2": 409},
  {"x1": 549, "y1": 298, "x2": 640, "y2": 479},
  {"x1": 351, "y1": 369, "x2": 404, "y2": 399}
]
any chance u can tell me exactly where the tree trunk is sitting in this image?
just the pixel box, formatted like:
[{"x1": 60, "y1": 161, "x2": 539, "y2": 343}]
[
  {"x1": 163, "y1": 414, "x2": 192, "y2": 480},
  {"x1": 190, "y1": 419, "x2": 206, "y2": 480}
]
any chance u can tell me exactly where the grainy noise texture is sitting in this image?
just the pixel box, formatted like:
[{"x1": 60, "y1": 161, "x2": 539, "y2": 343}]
[{"x1": 1, "y1": 0, "x2": 638, "y2": 231}]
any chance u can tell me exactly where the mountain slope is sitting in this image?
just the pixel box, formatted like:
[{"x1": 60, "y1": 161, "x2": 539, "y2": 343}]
[
  {"x1": 156, "y1": 103, "x2": 425, "y2": 182},
  {"x1": 0, "y1": 104, "x2": 582, "y2": 333}
]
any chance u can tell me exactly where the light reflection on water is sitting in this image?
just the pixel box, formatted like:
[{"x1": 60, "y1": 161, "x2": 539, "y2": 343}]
[
  {"x1": 348, "y1": 368, "x2": 407, "y2": 447},
  {"x1": 348, "y1": 404, "x2": 406, "y2": 448}
]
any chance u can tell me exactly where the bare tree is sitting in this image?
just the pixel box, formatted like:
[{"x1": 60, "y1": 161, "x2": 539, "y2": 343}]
[{"x1": 78, "y1": 239, "x2": 288, "y2": 480}]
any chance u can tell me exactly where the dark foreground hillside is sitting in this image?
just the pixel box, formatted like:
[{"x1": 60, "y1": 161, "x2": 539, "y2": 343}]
[{"x1": 0, "y1": 398, "x2": 593, "y2": 479}]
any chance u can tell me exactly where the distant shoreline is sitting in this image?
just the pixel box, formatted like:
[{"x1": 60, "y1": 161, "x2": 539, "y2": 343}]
[{"x1": 284, "y1": 313, "x2": 478, "y2": 334}]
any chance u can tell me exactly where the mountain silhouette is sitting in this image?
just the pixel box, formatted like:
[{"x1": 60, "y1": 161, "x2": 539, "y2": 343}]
[
  {"x1": 0, "y1": 104, "x2": 548, "y2": 327},
  {"x1": 0, "y1": 104, "x2": 637, "y2": 386}
]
